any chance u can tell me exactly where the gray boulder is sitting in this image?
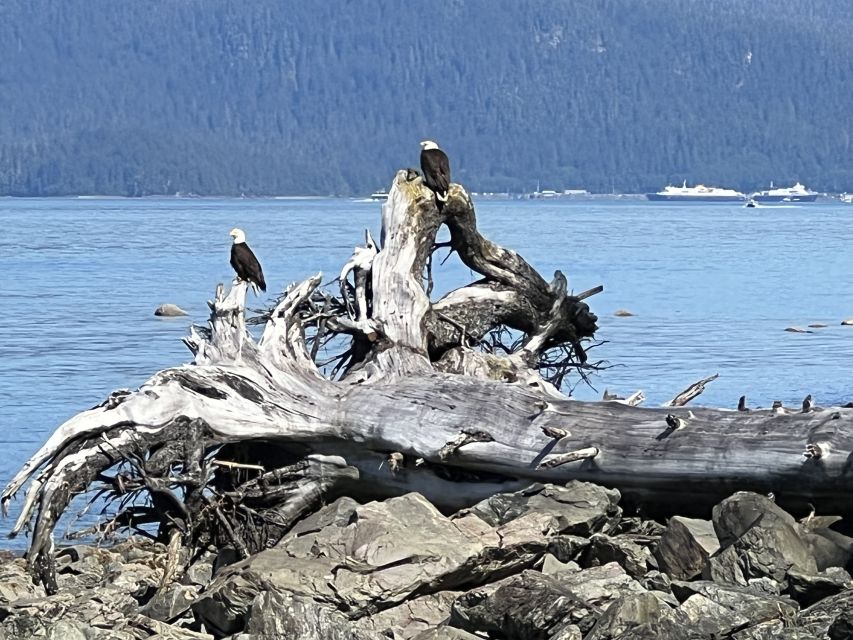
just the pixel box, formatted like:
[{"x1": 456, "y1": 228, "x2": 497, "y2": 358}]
[
  {"x1": 449, "y1": 570, "x2": 587, "y2": 639},
  {"x1": 410, "y1": 628, "x2": 488, "y2": 640},
  {"x1": 671, "y1": 580, "x2": 798, "y2": 625},
  {"x1": 154, "y1": 303, "x2": 189, "y2": 316},
  {"x1": 584, "y1": 592, "x2": 678, "y2": 640},
  {"x1": 194, "y1": 493, "x2": 502, "y2": 635},
  {"x1": 801, "y1": 527, "x2": 853, "y2": 570},
  {"x1": 460, "y1": 481, "x2": 621, "y2": 536},
  {"x1": 712, "y1": 492, "x2": 797, "y2": 547},
  {"x1": 786, "y1": 567, "x2": 852, "y2": 607},
  {"x1": 707, "y1": 492, "x2": 817, "y2": 586},
  {"x1": 677, "y1": 593, "x2": 750, "y2": 637},
  {"x1": 655, "y1": 516, "x2": 719, "y2": 580},
  {"x1": 732, "y1": 621, "x2": 821, "y2": 639},
  {"x1": 242, "y1": 590, "x2": 380, "y2": 640},
  {"x1": 359, "y1": 591, "x2": 459, "y2": 639},
  {"x1": 141, "y1": 583, "x2": 198, "y2": 622},
  {"x1": 799, "y1": 589, "x2": 853, "y2": 637},
  {"x1": 580, "y1": 533, "x2": 650, "y2": 579}
]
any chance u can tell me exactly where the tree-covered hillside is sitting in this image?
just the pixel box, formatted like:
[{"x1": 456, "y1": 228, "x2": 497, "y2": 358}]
[{"x1": 1, "y1": 0, "x2": 851, "y2": 196}]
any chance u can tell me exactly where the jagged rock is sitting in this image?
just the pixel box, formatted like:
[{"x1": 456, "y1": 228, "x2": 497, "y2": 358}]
[
  {"x1": 732, "y1": 621, "x2": 820, "y2": 639},
  {"x1": 182, "y1": 551, "x2": 216, "y2": 586},
  {"x1": 449, "y1": 570, "x2": 588, "y2": 639},
  {"x1": 410, "y1": 628, "x2": 490, "y2": 640},
  {"x1": 654, "y1": 516, "x2": 719, "y2": 580},
  {"x1": 461, "y1": 481, "x2": 622, "y2": 536},
  {"x1": 829, "y1": 608, "x2": 853, "y2": 640},
  {"x1": 282, "y1": 496, "x2": 360, "y2": 539},
  {"x1": 677, "y1": 593, "x2": 749, "y2": 637},
  {"x1": 707, "y1": 492, "x2": 817, "y2": 586},
  {"x1": 141, "y1": 583, "x2": 198, "y2": 621},
  {"x1": 584, "y1": 591, "x2": 679, "y2": 640},
  {"x1": 240, "y1": 590, "x2": 380, "y2": 640},
  {"x1": 545, "y1": 535, "x2": 591, "y2": 563},
  {"x1": 799, "y1": 589, "x2": 853, "y2": 637},
  {"x1": 580, "y1": 533, "x2": 649, "y2": 579},
  {"x1": 671, "y1": 580, "x2": 798, "y2": 625},
  {"x1": 154, "y1": 303, "x2": 189, "y2": 317},
  {"x1": 786, "y1": 567, "x2": 852, "y2": 607},
  {"x1": 359, "y1": 591, "x2": 459, "y2": 638},
  {"x1": 0, "y1": 557, "x2": 45, "y2": 603},
  {"x1": 195, "y1": 493, "x2": 508, "y2": 636},
  {"x1": 641, "y1": 570, "x2": 671, "y2": 593},
  {"x1": 712, "y1": 492, "x2": 797, "y2": 547},
  {"x1": 552, "y1": 561, "x2": 647, "y2": 607},
  {"x1": 801, "y1": 527, "x2": 853, "y2": 570}
]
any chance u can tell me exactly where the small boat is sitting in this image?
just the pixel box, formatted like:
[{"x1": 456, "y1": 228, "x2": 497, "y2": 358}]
[
  {"x1": 368, "y1": 190, "x2": 389, "y2": 201},
  {"x1": 750, "y1": 182, "x2": 818, "y2": 203},
  {"x1": 646, "y1": 181, "x2": 746, "y2": 202},
  {"x1": 745, "y1": 198, "x2": 758, "y2": 208}
]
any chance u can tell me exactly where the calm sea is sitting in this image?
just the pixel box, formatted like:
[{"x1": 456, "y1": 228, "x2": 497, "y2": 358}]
[{"x1": 2, "y1": 196, "x2": 852, "y2": 543}]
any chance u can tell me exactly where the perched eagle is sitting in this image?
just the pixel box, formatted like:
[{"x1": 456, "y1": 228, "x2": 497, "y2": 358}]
[
  {"x1": 229, "y1": 228, "x2": 266, "y2": 294},
  {"x1": 419, "y1": 140, "x2": 451, "y2": 209}
]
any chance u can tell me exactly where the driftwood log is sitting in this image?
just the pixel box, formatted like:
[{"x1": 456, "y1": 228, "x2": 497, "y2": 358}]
[{"x1": 5, "y1": 169, "x2": 853, "y2": 589}]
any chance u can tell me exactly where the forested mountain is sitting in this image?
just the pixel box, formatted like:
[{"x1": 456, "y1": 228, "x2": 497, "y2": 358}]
[{"x1": 1, "y1": 0, "x2": 852, "y2": 196}]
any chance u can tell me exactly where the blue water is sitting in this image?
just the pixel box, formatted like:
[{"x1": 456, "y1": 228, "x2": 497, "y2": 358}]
[{"x1": 2, "y1": 197, "x2": 853, "y2": 544}]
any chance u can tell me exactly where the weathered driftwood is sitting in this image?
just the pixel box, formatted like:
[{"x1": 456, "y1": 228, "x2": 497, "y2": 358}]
[{"x1": 5, "y1": 170, "x2": 853, "y2": 588}]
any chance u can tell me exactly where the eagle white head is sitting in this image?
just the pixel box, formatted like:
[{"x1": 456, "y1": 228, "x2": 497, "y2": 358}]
[
  {"x1": 420, "y1": 140, "x2": 440, "y2": 151},
  {"x1": 229, "y1": 228, "x2": 246, "y2": 244}
]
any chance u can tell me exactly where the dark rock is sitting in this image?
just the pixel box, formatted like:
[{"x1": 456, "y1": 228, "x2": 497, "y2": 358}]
[
  {"x1": 732, "y1": 621, "x2": 820, "y2": 639},
  {"x1": 580, "y1": 533, "x2": 650, "y2": 579},
  {"x1": 242, "y1": 590, "x2": 379, "y2": 640},
  {"x1": 409, "y1": 629, "x2": 486, "y2": 640},
  {"x1": 655, "y1": 516, "x2": 719, "y2": 580},
  {"x1": 801, "y1": 527, "x2": 853, "y2": 570},
  {"x1": 671, "y1": 580, "x2": 798, "y2": 625},
  {"x1": 799, "y1": 589, "x2": 853, "y2": 637},
  {"x1": 545, "y1": 535, "x2": 592, "y2": 563},
  {"x1": 786, "y1": 567, "x2": 851, "y2": 607},
  {"x1": 585, "y1": 591, "x2": 678, "y2": 640},
  {"x1": 141, "y1": 583, "x2": 198, "y2": 621},
  {"x1": 182, "y1": 551, "x2": 216, "y2": 586},
  {"x1": 829, "y1": 607, "x2": 853, "y2": 640},
  {"x1": 282, "y1": 496, "x2": 360, "y2": 539},
  {"x1": 449, "y1": 570, "x2": 586, "y2": 639},
  {"x1": 712, "y1": 491, "x2": 796, "y2": 548},
  {"x1": 461, "y1": 481, "x2": 621, "y2": 536},
  {"x1": 641, "y1": 570, "x2": 671, "y2": 593},
  {"x1": 707, "y1": 493, "x2": 817, "y2": 587}
]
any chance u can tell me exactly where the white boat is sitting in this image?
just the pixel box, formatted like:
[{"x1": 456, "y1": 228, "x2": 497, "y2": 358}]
[
  {"x1": 750, "y1": 182, "x2": 818, "y2": 203},
  {"x1": 368, "y1": 190, "x2": 388, "y2": 201},
  {"x1": 646, "y1": 181, "x2": 745, "y2": 202},
  {"x1": 839, "y1": 193, "x2": 853, "y2": 204}
]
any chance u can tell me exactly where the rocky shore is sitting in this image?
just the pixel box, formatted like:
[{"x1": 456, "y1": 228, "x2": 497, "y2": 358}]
[{"x1": 2, "y1": 481, "x2": 852, "y2": 639}]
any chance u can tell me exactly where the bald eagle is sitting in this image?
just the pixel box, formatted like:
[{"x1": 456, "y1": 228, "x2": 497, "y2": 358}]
[
  {"x1": 420, "y1": 140, "x2": 451, "y2": 209},
  {"x1": 229, "y1": 228, "x2": 266, "y2": 294}
]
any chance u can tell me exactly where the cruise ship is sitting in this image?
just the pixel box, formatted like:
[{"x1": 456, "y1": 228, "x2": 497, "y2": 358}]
[
  {"x1": 646, "y1": 181, "x2": 746, "y2": 202},
  {"x1": 750, "y1": 182, "x2": 818, "y2": 203}
]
